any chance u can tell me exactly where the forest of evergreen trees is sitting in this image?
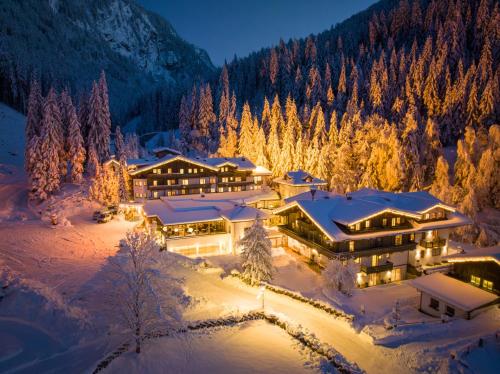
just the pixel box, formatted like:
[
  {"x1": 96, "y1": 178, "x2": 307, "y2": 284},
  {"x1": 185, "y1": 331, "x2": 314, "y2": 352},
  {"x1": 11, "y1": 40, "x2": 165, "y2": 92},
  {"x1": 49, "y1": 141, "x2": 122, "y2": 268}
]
[
  {"x1": 24, "y1": 72, "x2": 138, "y2": 204},
  {"x1": 177, "y1": 0, "x2": 499, "y2": 245}
]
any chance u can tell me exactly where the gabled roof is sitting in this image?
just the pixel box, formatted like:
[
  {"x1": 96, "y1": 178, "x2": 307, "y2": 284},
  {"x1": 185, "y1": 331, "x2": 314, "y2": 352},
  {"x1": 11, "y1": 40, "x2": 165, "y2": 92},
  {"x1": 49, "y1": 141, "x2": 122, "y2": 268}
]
[
  {"x1": 220, "y1": 205, "x2": 269, "y2": 222},
  {"x1": 129, "y1": 155, "x2": 219, "y2": 175},
  {"x1": 275, "y1": 170, "x2": 327, "y2": 186},
  {"x1": 274, "y1": 189, "x2": 471, "y2": 242},
  {"x1": 129, "y1": 155, "x2": 259, "y2": 175},
  {"x1": 152, "y1": 146, "x2": 182, "y2": 156},
  {"x1": 411, "y1": 273, "x2": 498, "y2": 312}
]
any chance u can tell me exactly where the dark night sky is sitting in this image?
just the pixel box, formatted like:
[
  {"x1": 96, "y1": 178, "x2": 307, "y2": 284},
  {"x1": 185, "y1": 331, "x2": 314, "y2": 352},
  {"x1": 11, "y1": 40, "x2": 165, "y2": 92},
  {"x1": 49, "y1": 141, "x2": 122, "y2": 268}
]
[{"x1": 138, "y1": 0, "x2": 379, "y2": 66}]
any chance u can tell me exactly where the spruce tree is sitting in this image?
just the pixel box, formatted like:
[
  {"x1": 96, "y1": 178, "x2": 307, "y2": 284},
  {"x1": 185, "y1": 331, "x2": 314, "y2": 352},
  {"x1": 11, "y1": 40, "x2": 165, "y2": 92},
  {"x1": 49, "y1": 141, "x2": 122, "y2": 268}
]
[
  {"x1": 238, "y1": 217, "x2": 273, "y2": 286},
  {"x1": 67, "y1": 97, "x2": 86, "y2": 183},
  {"x1": 25, "y1": 79, "x2": 43, "y2": 178}
]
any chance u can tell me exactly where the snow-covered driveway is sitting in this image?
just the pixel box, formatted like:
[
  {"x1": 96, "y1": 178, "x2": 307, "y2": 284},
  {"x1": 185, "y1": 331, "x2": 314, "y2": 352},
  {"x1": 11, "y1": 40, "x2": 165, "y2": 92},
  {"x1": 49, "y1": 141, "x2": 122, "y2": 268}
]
[{"x1": 179, "y1": 267, "x2": 408, "y2": 374}]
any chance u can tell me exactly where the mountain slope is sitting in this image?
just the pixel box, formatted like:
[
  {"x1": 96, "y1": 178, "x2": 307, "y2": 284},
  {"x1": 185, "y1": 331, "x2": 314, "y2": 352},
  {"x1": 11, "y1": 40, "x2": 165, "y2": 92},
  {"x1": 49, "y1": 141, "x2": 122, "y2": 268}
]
[{"x1": 0, "y1": 0, "x2": 214, "y2": 124}]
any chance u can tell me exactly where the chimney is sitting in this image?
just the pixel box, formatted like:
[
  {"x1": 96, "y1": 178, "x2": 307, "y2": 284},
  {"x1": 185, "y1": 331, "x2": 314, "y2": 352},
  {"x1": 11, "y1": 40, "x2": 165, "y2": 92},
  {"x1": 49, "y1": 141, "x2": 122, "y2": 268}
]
[
  {"x1": 346, "y1": 193, "x2": 352, "y2": 200},
  {"x1": 310, "y1": 186, "x2": 317, "y2": 201}
]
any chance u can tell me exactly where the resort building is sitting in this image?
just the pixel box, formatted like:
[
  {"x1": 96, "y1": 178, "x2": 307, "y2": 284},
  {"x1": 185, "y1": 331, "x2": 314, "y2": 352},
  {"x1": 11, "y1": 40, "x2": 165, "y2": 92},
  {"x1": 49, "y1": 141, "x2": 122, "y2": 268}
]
[
  {"x1": 142, "y1": 191, "x2": 276, "y2": 257},
  {"x1": 411, "y1": 273, "x2": 498, "y2": 319},
  {"x1": 445, "y1": 247, "x2": 500, "y2": 295},
  {"x1": 127, "y1": 153, "x2": 272, "y2": 200},
  {"x1": 274, "y1": 170, "x2": 327, "y2": 200},
  {"x1": 273, "y1": 188, "x2": 471, "y2": 287}
]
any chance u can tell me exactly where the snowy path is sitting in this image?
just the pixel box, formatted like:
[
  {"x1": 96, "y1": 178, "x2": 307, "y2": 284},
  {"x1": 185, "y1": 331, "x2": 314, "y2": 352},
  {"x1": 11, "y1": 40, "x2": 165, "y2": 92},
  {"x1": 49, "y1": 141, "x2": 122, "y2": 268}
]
[{"x1": 180, "y1": 268, "x2": 409, "y2": 374}]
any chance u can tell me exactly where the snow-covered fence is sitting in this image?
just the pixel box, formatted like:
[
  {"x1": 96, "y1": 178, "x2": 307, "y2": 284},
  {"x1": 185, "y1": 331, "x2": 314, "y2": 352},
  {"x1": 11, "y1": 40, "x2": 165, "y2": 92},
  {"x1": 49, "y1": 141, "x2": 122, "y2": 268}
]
[
  {"x1": 230, "y1": 271, "x2": 354, "y2": 322},
  {"x1": 92, "y1": 311, "x2": 363, "y2": 374}
]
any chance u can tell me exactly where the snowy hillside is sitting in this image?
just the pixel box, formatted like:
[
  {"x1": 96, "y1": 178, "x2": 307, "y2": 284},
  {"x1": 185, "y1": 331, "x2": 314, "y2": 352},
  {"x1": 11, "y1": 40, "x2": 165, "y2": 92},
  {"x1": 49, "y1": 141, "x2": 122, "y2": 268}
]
[
  {"x1": 0, "y1": 0, "x2": 215, "y2": 124},
  {"x1": 0, "y1": 103, "x2": 25, "y2": 167}
]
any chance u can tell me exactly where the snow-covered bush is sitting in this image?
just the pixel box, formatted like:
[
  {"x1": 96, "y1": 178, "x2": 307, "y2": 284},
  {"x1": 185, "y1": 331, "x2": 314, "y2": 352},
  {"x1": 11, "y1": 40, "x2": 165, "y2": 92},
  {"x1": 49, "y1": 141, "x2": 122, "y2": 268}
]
[
  {"x1": 323, "y1": 257, "x2": 357, "y2": 296},
  {"x1": 238, "y1": 217, "x2": 273, "y2": 286}
]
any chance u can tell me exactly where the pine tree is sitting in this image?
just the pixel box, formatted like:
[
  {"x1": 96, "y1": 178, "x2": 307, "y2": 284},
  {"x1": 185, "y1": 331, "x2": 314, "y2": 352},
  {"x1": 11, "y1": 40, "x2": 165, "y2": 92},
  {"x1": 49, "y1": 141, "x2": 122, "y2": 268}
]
[
  {"x1": 178, "y1": 95, "x2": 191, "y2": 153},
  {"x1": 67, "y1": 97, "x2": 86, "y2": 183},
  {"x1": 323, "y1": 257, "x2": 357, "y2": 295},
  {"x1": 196, "y1": 83, "x2": 216, "y2": 155},
  {"x1": 238, "y1": 217, "x2": 273, "y2": 286},
  {"x1": 115, "y1": 126, "x2": 125, "y2": 161},
  {"x1": 98, "y1": 71, "x2": 112, "y2": 160},
  {"x1": 254, "y1": 125, "x2": 269, "y2": 169},
  {"x1": 86, "y1": 144, "x2": 100, "y2": 179},
  {"x1": 430, "y1": 156, "x2": 452, "y2": 204},
  {"x1": 401, "y1": 108, "x2": 423, "y2": 191},
  {"x1": 421, "y1": 118, "x2": 442, "y2": 185},
  {"x1": 32, "y1": 88, "x2": 62, "y2": 200},
  {"x1": 25, "y1": 79, "x2": 43, "y2": 177},
  {"x1": 238, "y1": 102, "x2": 254, "y2": 158}
]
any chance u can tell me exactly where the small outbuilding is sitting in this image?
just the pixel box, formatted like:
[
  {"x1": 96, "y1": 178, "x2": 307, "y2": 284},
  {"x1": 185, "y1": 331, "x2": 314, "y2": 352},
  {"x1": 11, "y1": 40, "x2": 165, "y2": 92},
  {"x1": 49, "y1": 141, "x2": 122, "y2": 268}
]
[{"x1": 411, "y1": 273, "x2": 498, "y2": 319}]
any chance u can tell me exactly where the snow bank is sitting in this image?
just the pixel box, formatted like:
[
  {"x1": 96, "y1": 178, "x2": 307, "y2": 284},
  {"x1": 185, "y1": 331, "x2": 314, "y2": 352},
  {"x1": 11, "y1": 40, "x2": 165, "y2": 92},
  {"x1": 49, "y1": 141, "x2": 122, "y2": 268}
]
[
  {"x1": 0, "y1": 102, "x2": 25, "y2": 167},
  {"x1": 0, "y1": 266, "x2": 90, "y2": 346}
]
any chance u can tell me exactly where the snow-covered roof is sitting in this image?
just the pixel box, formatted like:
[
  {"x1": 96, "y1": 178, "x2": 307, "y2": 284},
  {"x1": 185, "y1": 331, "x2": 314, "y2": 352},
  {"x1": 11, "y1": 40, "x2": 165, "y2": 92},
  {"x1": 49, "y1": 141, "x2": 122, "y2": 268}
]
[
  {"x1": 275, "y1": 170, "x2": 327, "y2": 186},
  {"x1": 274, "y1": 189, "x2": 471, "y2": 242},
  {"x1": 143, "y1": 193, "x2": 271, "y2": 226},
  {"x1": 444, "y1": 247, "x2": 500, "y2": 265},
  {"x1": 129, "y1": 155, "x2": 262, "y2": 175},
  {"x1": 284, "y1": 190, "x2": 338, "y2": 204},
  {"x1": 411, "y1": 273, "x2": 498, "y2": 312},
  {"x1": 161, "y1": 189, "x2": 280, "y2": 205},
  {"x1": 152, "y1": 146, "x2": 182, "y2": 156},
  {"x1": 198, "y1": 157, "x2": 256, "y2": 171},
  {"x1": 252, "y1": 165, "x2": 273, "y2": 176},
  {"x1": 143, "y1": 199, "x2": 223, "y2": 225},
  {"x1": 126, "y1": 157, "x2": 157, "y2": 168},
  {"x1": 221, "y1": 205, "x2": 269, "y2": 222}
]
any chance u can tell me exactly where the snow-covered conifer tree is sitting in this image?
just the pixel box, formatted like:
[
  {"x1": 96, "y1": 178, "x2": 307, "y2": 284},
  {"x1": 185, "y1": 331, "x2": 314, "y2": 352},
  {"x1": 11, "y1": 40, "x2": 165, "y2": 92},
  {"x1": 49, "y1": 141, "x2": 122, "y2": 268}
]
[
  {"x1": 31, "y1": 88, "x2": 62, "y2": 200},
  {"x1": 98, "y1": 71, "x2": 112, "y2": 160},
  {"x1": 238, "y1": 102, "x2": 254, "y2": 158},
  {"x1": 67, "y1": 96, "x2": 86, "y2": 183},
  {"x1": 25, "y1": 79, "x2": 43, "y2": 178},
  {"x1": 114, "y1": 126, "x2": 125, "y2": 161},
  {"x1": 430, "y1": 156, "x2": 452, "y2": 204},
  {"x1": 238, "y1": 217, "x2": 273, "y2": 285}
]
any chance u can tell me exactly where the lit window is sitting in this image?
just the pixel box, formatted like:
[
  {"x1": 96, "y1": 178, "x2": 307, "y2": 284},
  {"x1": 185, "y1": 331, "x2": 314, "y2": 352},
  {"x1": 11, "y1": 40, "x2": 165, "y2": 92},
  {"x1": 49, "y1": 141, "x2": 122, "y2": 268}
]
[
  {"x1": 349, "y1": 241, "x2": 355, "y2": 252},
  {"x1": 483, "y1": 280, "x2": 493, "y2": 291},
  {"x1": 471, "y1": 275, "x2": 481, "y2": 286},
  {"x1": 194, "y1": 168, "x2": 197, "y2": 173},
  {"x1": 222, "y1": 177, "x2": 229, "y2": 183},
  {"x1": 210, "y1": 177, "x2": 217, "y2": 184},
  {"x1": 382, "y1": 218, "x2": 387, "y2": 226},
  {"x1": 200, "y1": 178, "x2": 206, "y2": 184},
  {"x1": 200, "y1": 168, "x2": 204, "y2": 172},
  {"x1": 424, "y1": 213, "x2": 430, "y2": 220},
  {"x1": 395, "y1": 235, "x2": 402, "y2": 246},
  {"x1": 391, "y1": 218, "x2": 396, "y2": 227},
  {"x1": 153, "y1": 180, "x2": 158, "y2": 186},
  {"x1": 355, "y1": 223, "x2": 361, "y2": 231},
  {"x1": 188, "y1": 168, "x2": 192, "y2": 174},
  {"x1": 354, "y1": 257, "x2": 360, "y2": 263},
  {"x1": 181, "y1": 179, "x2": 189, "y2": 186},
  {"x1": 218, "y1": 187, "x2": 224, "y2": 193},
  {"x1": 211, "y1": 187, "x2": 216, "y2": 193},
  {"x1": 365, "y1": 220, "x2": 371, "y2": 228},
  {"x1": 235, "y1": 176, "x2": 242, "y2": 182},
  {"x1": 180, "y1": 168, "x2": 184, "y2": 174},
  {"x1": 349, "y1": 225, "x2": 355, "y2": 230},
  {"x1": 153, "y1": 191, "x2": 158, "y2": 198},
  {"x1": 167, "y1": 168, "x2": 172, "y2": 174},
  {"x1": 396, "y1": 217, "x2": 401, "y2": 224},
  {"x1": 410, "y1": 233, "x2": 415, "y2": 241}
]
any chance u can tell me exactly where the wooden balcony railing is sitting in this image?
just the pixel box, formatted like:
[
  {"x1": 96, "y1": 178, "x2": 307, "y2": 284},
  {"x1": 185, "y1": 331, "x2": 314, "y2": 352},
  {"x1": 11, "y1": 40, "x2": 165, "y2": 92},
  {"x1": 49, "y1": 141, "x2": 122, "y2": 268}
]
[{"x1": 419, "y1": 238, "x2": 446, "y2": 248}]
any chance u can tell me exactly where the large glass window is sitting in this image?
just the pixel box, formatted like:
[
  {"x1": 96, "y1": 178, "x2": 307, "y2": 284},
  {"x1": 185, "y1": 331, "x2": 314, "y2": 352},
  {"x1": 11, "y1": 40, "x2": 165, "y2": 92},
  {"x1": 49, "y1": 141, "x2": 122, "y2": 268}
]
[
  {"x1": 471, "y1": 275, "x2": 481, "y2": 286},
  {"x1": 483, "y1": 280, "x2": 493, "y2": 291},
  {"x1": 395, "y1": 235, "x2": 402, "y2": 246}
]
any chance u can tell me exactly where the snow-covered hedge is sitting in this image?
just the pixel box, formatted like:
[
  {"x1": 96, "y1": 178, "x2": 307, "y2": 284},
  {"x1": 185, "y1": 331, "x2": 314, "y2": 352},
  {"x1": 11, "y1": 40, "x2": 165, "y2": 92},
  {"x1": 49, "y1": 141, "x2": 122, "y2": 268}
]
[
  {"x1": 93, "y1": 311, "x2": 363, "y2": 374},
  {"x1": 230, "y1": 270, "x2": 354, "y2": 322}
]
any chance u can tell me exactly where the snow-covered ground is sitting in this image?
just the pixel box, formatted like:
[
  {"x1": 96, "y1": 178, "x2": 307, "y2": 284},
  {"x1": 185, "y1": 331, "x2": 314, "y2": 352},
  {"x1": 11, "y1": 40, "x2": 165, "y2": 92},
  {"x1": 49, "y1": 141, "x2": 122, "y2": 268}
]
[
  {"x1": 107, "y1": 320, "x2": 318, "y2": 373},
  {"x1": 0, "y1": 103, "x2": 25, "y2": 167}
]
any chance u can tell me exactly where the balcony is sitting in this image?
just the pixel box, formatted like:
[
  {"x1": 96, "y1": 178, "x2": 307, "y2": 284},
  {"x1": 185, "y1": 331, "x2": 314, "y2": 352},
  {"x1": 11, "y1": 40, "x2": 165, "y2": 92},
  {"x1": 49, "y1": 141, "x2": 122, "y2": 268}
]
[
  {"x1": 419, "y1": 238, "x2": 446, "y2": 249},
  {"x1": 361, "y1": 261, "x2": 393, "y2": 274}
]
